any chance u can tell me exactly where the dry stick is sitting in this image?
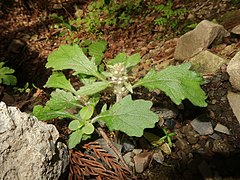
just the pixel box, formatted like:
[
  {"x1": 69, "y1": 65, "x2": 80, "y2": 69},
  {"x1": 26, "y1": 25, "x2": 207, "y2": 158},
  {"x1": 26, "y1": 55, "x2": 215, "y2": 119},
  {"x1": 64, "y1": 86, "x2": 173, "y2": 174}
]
[{"x1": 96, "y1": 127, "x2": 130, "y2": 171}]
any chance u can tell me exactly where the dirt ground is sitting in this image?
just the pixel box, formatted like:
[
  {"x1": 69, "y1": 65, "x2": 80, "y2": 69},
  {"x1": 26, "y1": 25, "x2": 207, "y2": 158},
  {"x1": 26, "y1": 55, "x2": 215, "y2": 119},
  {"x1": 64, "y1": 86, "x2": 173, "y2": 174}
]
[{"x1": 1, "y1": 0, "x2": 240, "y2": 179}]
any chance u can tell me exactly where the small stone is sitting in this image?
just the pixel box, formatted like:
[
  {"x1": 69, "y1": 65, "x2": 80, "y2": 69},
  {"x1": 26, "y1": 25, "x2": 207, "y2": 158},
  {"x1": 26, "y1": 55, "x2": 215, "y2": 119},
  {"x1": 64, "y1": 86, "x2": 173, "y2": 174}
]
[
  {"x1": 123, "y1": 152, "x2": 134, "y2": 167},
  {"x1": 227, "y1": 91, "x2": 240, "y2": 125},
  {"x1": 153, "y1": 149, "x2": 164, "y2": 164},
  {"x1": 133, "y1": 151, "x2": 152, "y2": 173},
  {"x1": 188, "y1": 50, "x2": 226, "y2": 74},
  {"x1": 209, "y1": 133, "x2": 221, "y2": 140},
  {"x1": 231, "y1": 24, "x2": 240, "y2": 35},
  {"x1": 164, "y1": 119, "x2": 176, "y2": 130},
  {"x1": 132, "y1": 149, "x2": 142, "y2": 155},
  {"x1": 95, "y1": 138, "x2": 122, "y2": 158},
  {"x1": 186, "y1": 131, "x2": 199, "y2": 144},
  {"x1": 227, "y1": 51, "x2": 240, "y2": 91},
  {"x1": 121, "y1": 139, "x2": 136, "y2": 153},
  {"x1": 181, "y1": 124, "x2": 199, "y2": 144},
  {"x1": 214, "y1": 123, "x2": 230, "y2": 135},
  {"x1": 157, "y1": 107, "x2": 178, "y2": 120},
  {"x1": 190, "y1": 114, "x2": 214, "y2": 135}
]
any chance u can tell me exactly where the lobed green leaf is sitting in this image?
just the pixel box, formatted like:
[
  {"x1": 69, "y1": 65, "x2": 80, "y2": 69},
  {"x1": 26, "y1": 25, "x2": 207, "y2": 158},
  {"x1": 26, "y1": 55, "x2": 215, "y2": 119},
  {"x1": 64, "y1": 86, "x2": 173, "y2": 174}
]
[
  {"x1": 99, "y1": 95, "x2": 159, "y2": 137},
  {"x1": 47, "y1": 89, "x2": 81, "y2": 110},
  {"x1": 89, "y1": 40, "x2": 107, "y2": 65},
  {"x1": 46, "y1": 44, "x2": 101, "y2": 78},
  {"x1": 32, "y1": 105, "x2": 75, "y2": 120},
  {"x1": 32, "y1": 89, "x2": 81, "y2": 120},
  {"x1": 45, "y1": 72, "x2": 76, "y2": 94},
  {"x1": 134, "y1": 63, "x2": 207, "y2": 107},
  {"x1": 107, "y1": 53, "x2": 141, "y2": 69}
]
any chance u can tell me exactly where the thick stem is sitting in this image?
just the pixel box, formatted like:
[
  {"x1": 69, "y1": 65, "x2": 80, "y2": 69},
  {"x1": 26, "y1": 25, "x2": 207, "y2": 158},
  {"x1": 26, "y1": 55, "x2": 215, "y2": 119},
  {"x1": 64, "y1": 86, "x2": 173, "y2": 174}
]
[{"x1": 116, "y1": 93, "x2": 123, "y2": 103}]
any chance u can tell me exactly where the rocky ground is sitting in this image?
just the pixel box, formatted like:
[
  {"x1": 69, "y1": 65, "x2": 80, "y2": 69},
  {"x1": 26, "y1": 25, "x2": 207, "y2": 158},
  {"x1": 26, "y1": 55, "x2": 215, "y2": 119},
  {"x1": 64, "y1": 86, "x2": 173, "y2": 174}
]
[{"x1": 1, "y1": 0, "x2": 240, "y2": 179}]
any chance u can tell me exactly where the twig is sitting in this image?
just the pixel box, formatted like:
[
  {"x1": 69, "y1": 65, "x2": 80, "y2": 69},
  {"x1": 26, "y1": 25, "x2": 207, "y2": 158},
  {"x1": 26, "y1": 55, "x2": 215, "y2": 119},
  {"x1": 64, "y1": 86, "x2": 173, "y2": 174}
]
[{"x1": 97, "y1": 127, "x2": 130, "y2": 170}]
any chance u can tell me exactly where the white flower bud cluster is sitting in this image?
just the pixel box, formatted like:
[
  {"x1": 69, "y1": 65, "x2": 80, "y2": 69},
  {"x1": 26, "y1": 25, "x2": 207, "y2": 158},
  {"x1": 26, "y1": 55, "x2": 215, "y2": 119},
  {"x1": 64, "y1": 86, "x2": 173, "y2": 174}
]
[{"x1": 110, "y1": 63, "x2": 128, "y2": 95}]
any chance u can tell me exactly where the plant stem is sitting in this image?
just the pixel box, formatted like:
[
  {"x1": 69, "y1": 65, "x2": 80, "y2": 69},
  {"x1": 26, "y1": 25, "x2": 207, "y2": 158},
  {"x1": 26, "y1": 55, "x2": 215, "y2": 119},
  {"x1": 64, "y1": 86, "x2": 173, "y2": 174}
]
[
  {"x1": 91, "y1": 116, "x2": 99, "y2": 124},
  {"x1": 116, "y1": 93, "x2": 122, "y2": 103}
]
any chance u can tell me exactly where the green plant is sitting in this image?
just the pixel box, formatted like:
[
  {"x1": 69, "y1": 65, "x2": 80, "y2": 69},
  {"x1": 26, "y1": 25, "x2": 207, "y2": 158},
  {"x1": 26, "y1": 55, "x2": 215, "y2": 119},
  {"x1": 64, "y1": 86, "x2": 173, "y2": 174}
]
[
  {"x1": 50, "y1": 14, "x2": 77, "y2": 31},
  {"x1": 32, "y1": 43, "x2": 207, "y2": 149},
  {"x1": 153, "y1": 0, "x2": 187, "y2": 29},
  {"x1": 74, "y1": 0, "x2": 142, "y2": 33},
  {"x1": 144, "y1": 128, "x2": 175, "y2": 148},
  {"x1": 230, "y1": 0, "x2": 240, "y2": 5},
  {"x1": 144, "y1": 128, "x2": 175, "y2": 155},
  {"x1": 50, "y1": 13, "x2": 81, "y2": 44},
  {"x1": 0, "y1": 62, "x2": 17, "y2": 86}
]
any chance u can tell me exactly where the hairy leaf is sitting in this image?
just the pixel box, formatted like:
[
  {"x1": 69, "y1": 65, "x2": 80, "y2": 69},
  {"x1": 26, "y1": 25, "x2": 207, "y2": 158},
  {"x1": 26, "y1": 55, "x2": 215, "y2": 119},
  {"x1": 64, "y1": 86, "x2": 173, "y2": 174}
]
[
  {"x1": 45, "y1": 72, "x2": 76, "y2": 93},
  {"x1": 32, "y1": 89, "x2": 81, "y2": 120},
  {"x1": 99, "y1": 95, "x2": 158, "y2": 137},
  {"x1": 68, "y1": 129, "x2": 83, "y2": 149},
  {"x1": 32, "y1": 105, "x2": 75, "y2": 120},
  {"x1": 76, "y1": 81, "x2": 110, "y2": 96},
  {"x1": 46, "y1": 44, "x2": 101, "y2": 77},
  {"x1": 107, "y1": 53, "x2": 141, "y2": 69},
  {"x1": 68, "y1": 120, "x2": 84, "y2": 131},
  {"x1": 81, "y1": 122, "x2": 95, "y2": 134},
  {"x1": 89, "y1": 40, "x2": 107, "y2": 65},
  {"x1": 47, "y1": 89, "x2": 81, "y2": 110},
  {"x1": 80, "y1": 105, "x2": 94, "y2": 120},
  {"x1": 134, "y1": 63, "x2": 207, "y2": 107}
]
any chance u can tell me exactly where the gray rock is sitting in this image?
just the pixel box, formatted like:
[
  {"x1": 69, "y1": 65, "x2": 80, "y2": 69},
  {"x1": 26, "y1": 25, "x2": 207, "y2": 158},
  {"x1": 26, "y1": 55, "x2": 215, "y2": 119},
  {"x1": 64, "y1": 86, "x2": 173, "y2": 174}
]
[
  {"x1": 0, "y1": 102, "x2": 68, "y2": 180},
  {"x1": 227, "y1": 91, "x2": 240, "y2": 125},
  {"x1": 190, "y1": 114, "x2": 214, "y2": 135},
  {"x1": 152, "y1": 149, "x2": 164, "y2": 164},
  {"x1": 214, "y1": 123, "x2": 230, "y2": 135},
  {"x1": 157, "y1": 107, "x2": 178, "y2": 120},
  {"x1": 123, "y1": 152, "x2": 134, "y2": 168},
  {"x1": 132, "y1": 149, "x2": 142, "y2": 155},
  {"x1": 231, "y1": 24, "x2": 240, "y2": 35},
  {"x1": 188, "y1": 50, "x2": 226, "y2": 74},
  {"x1": 209, "y1": 133, "x2": 221, "y2": 140},
  {"x1": 133, "y1": 151, "x2": 152, "y2": 173},
  {"x1": 227, "y1": 51, "x2": 240, "y2": 91},
  {"x1": 174, "y1": 20, "x2": 229, "y2": 61}
]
